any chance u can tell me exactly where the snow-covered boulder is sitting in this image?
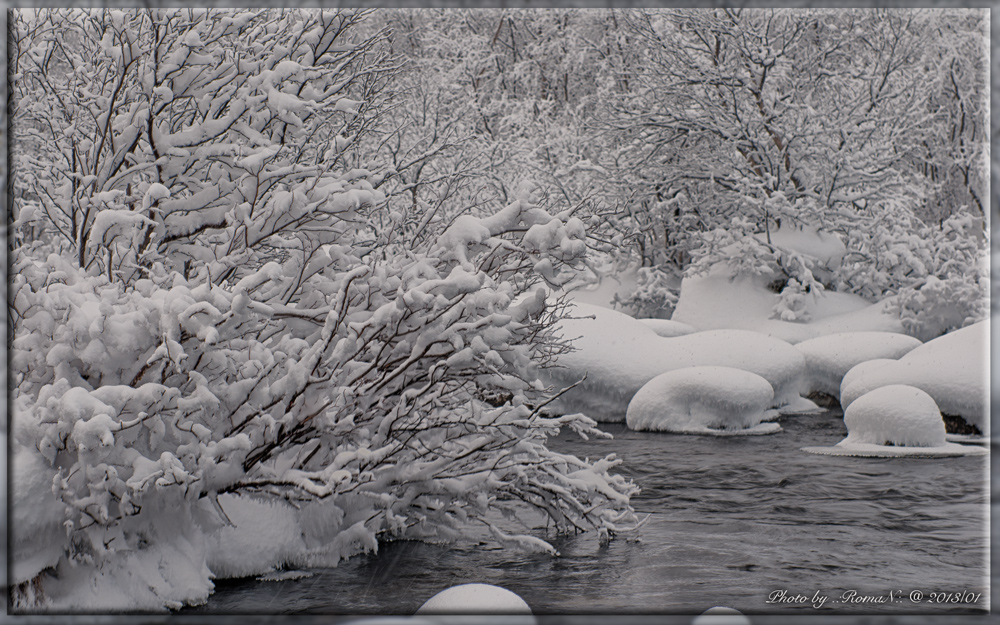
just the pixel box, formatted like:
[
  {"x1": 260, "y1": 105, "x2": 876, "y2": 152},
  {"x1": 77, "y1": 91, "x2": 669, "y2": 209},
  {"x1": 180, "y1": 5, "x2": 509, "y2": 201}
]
[
  {"x1": 638, "y1": 318, "x2": 696, "y2": 338},
  {"x1": 671, "y1": 265, "x2": 905, "y2": 344},
  {"x1": 416, "y1": 583, "x2": 533, "y2": 615},
  {"x1": 545, "y1": 303, "x2": 808, "y2": 422},
  {"x1": 795, "y1": 332, "x2": 922, "y2": 398},
  {"x1": 692, "y1": 606, "x2": 752, "y2": 625},
  {"x1": 626, "y1": 366, "x2": 779, "y2": 436},
  {"x1": 803, "y1": 385, "x2": 986, "y2": 458},
  {"x1": 839, "y1": 321, "x2": 987, "y2": 435}
]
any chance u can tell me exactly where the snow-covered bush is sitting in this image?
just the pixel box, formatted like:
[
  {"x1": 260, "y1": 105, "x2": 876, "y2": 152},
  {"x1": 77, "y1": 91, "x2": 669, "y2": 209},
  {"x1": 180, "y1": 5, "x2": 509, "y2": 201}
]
[
  {"x1": 10, "y1": 8, "x2": 637, "y2": 610},
  {"x1": 686, "y1": 217, "x2": 827, "y2": 323},
  {"x1": 612, "y1": 265, "x2": 679, "y2": 319},
  {"x1": 884, "y1": 214, "x2": 988, "y2": 341}
]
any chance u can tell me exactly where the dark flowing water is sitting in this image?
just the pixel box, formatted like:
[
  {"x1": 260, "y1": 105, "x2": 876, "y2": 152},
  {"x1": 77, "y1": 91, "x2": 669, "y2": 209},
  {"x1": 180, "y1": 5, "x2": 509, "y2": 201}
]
[{"x1": 186, "y1": 410, "x2": 988, "y2": 617}]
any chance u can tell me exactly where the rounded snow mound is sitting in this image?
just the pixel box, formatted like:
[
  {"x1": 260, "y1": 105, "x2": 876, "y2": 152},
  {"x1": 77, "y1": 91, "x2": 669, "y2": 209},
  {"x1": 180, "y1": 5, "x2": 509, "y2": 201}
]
[
  {"x1": 416, "y1": 583, "x2": 533, "y2": 615},
  {"x1": 796, "y1": 332, "x2": 922, "y2": 397},
  {"x1": 839, "y1": 322, "x2": 987, "y2": 435},
  {"x1": 638, "y1": 318, "x2": 697, "y2": 338},
  {"x1": 692, "y1": 606, "x2": 752, "y2": 625},
  {"x1": 803, "y1": 385, "x2": 986, "y2": 458},
  {"x1": 839, "y1": 359, "x2": 897, "y2": 401},
  {"x1": 626, "y1": 366, "x2": 779, "y2": 436}
]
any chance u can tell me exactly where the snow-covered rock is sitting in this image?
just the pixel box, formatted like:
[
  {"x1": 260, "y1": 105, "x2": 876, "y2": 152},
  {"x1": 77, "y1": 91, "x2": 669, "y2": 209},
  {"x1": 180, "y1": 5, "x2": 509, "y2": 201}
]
[
  {"x1": 803, "y1": 385, "x2": 987, "y2": 458},
  {"x1": 626, "y1": 366, "x2": 780, "y2": 436},
  {"x1": 671, "y1": 266, "x2": 905, "y2": 344},
  {"x1": 795, "y1": 332, "x2": 922, "y2": 398},
  {"x1": 546, "y1": 303, "x2": 807, "y2": 422},
  {"x1": 839, "y1": 321, "x2": 988, "y2": 435},
  {"x1": 839, "y1": 359, "x2": 897, "y2": 401},
  {"x1": 692, "y1": 606, "x2": 752, "y2": 625},
  {"x1": 638, "y1": 318, "x2": 697, "y2": 338},
  {"x1": 416, "y1": 583, "x2": 533, "y2": 615}
]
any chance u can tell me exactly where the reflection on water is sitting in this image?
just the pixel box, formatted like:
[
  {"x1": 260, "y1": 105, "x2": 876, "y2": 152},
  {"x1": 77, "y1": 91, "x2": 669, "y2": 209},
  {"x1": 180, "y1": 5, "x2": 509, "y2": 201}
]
[{"x1": 184, "y1": 410, "x2": 987, "y2": 617}]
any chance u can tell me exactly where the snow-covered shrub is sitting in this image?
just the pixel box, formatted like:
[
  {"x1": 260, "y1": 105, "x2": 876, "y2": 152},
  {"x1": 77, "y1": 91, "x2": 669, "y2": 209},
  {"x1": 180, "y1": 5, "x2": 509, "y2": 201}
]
[
  {"x1": 893, "y1": 272, "x2": 988, "y2": 342},
  {"x1": 612, "y1": 265, "x2": 679, "y2": 319},
  {"x1": 838, "y1": 210, "x2": 987, "y2": 337},
  {"x1": 772, "y1": 278, "x2": 811, "y2": 323},
  {"x1": 10, "y1": 8, "x2": 637, "y2": 610},
  {"x1": 883, "y1": 214, "x2": 988, "y2": 341},
  {"x1": 686, "y1": 217, "x2": 827, "y2": 323}
]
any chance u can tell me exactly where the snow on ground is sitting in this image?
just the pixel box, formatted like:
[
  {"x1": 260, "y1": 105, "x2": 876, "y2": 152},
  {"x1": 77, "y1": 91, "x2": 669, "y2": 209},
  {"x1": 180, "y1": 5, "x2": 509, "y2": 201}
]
[
  {"x1": 638, "y1": 318, "x2": 697, "y2": 338},
  {"x1": 626, "y1": 366, "x2": 780, "y2": 436},
  {"x1": 795, "y1": 332, "x2": 923, "y2": 398},
  {"x1": 545, "y1": 303, "x2": 808, "y2": 422},
  {"x1": 839, "y1": 321, "x2": 988, "y2": 435},
  {"x1": 11, "y1": 444, "x2": 65, "y2": 586},
  {"x1": 416, "y1": 583, "x2": 534, "y2": 615},
  {"x1": 562, "y1": 265, "x2": 640, "y2": 310},
  {"x1": 671, "y1": 265, "x2": 905, "y2": 344},
  {"x1": 761, "y1": 224, "x2": 847, "y2": 266},
  {"x1": 803, "y1": 385, "x2": 987, "y2": 458},
  {"x1": 43, "y1": 502, "x2": 214, "y2": 611}
]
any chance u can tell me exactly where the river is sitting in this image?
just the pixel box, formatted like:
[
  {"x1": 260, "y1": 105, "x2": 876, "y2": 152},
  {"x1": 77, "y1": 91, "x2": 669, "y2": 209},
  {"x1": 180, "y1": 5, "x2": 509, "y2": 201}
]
[{"x1": 184, "y1": 409, "x2": 988, "y2": 619}]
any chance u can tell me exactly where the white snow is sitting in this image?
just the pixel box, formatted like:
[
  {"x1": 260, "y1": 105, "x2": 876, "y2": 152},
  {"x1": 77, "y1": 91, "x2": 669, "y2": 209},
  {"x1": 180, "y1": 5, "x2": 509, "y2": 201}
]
[
  {"x1": 43, "y1": 503, "x2": 215, "y2": 612},
  {"x1": 626, "y1": 366, "x2": 780, "y2": 436},
  {"x1": 795, "y1": 332, "x2": 922, "y2": 397},
  {"x1": 759, "y1": 224, "x2": 846, "y2": 266},
  {"x1": 839, "y1": 359, "x2": 898, "y2": 401},
  {"x1": 692, "y1": 606, "x2": 752, "y2": 625},
  {"x1": 11, "y1": 445, "x2": 64, "y2": 586},
  {"x1": 545, "y1": 303, "x2": 807, "y2": 421},
  {"x1": 671, "y1": 267, "x2": 905, "y2": 344},
  {"x1": 803, "y1": 385, "x2": 987, "y2": 458},
  {"x1": 206, "y1": 494, "x2": 309, "y2": 579},
  {"x1": 561, "y1": 265, "x2": 639, "y2": 310},
  {"x1": 839, "y1": 321, "x2": 988, "y2": 434},
  {"x1": 416, "y1": 583, "x2": 533, "y2": 615},
  {"x1": 638, "y1": 318, "x2": 696, "y2": 338}
]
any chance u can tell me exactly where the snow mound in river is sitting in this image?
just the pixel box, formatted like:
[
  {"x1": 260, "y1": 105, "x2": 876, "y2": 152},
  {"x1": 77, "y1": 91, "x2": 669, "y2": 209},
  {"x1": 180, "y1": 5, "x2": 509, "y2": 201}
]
[
  {"x1": 545, "y1": 303, "x2": 806, "y2": 422},
  {"x1": 417, "y1": 583, "x2": 533, "y2": 615},
  {"x1": 803, "y1": 385, "x2": 986, "y2": 458},
  {"x1": 626, "y1": 366, "x2": 779, "y2": 436},
  {"x1": 839, "y1": 321, "x2": 987, "y2": 435}
]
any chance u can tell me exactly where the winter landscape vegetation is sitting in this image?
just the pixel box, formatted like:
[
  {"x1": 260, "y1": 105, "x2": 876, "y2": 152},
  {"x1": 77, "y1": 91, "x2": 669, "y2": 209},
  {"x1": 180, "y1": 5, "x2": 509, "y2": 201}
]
[{"x1": 7, "y1": 7, "x2": 990, "y2": 617}]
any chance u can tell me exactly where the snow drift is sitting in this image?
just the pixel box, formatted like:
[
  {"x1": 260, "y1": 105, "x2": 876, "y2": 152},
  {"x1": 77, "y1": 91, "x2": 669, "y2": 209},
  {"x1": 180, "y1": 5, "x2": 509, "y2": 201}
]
[
  {"x1": 671, "y1": 265, "x2": 906, "y2": 344},
  {"x1": 638, "y1": 318, "x2": 697, "y2": 338}
]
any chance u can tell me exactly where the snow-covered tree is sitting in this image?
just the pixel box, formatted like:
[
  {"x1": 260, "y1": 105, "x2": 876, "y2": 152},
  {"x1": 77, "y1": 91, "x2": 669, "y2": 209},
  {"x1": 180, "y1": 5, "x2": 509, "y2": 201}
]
[
  {"x1": 600, "y1": 8, "x2": 987, "y2": 328},
  {"x1": 10, "y1": 8, "x2": 637, "y2": 610}
]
